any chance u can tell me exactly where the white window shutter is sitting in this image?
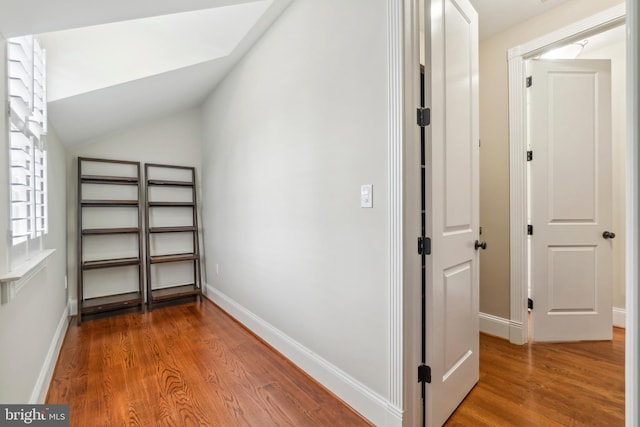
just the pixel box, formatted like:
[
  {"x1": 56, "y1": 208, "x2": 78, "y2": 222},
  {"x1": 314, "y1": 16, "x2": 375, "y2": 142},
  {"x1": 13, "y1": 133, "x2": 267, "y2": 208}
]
[{"x1": 6, "y1": 35, "x2": 48, "y2": 246}]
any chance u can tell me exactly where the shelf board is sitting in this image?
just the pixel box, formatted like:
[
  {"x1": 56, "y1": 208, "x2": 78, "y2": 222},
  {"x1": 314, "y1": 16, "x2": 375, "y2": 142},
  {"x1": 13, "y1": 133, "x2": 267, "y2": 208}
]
[
  {"x1": 81, "y1": 175, "x2": 139, "y2": 185},
  {"x1": 151, "y1": 284, "x2": 200, "y2": 302},
  {"x1": 148, "y1": 202, "x2": 195, "y2": 207},
  {"x1": 82, "y1": 257, "x2": 140, "y2": 270},
  {"x1": 148, "y1": 226, "x2": 196, "y2": 233},
  {"x1": 147, "y1": 179, "x2": 193, "y2": 187},
  {"x1": 150, "y1": 253, "x2": 199, "y2": 264},
  {"x1": 82, "y1": 227, "x2": 139, "y2": 235},
  {"x1": 82, "y1": 200, "x2": 139, "y2": 207},
  {"x1": 81, "y1": 292, "x2": 142, "y2": 315}
]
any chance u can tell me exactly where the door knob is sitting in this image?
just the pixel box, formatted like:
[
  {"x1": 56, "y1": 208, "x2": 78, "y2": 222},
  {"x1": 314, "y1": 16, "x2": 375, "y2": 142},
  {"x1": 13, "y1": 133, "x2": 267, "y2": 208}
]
[
  {"x1": 603, "y1": 231, "x2": 616, "y2": 239},
  {"x1": 474, "y1": 240, "x2": 487, "y2": 250}
]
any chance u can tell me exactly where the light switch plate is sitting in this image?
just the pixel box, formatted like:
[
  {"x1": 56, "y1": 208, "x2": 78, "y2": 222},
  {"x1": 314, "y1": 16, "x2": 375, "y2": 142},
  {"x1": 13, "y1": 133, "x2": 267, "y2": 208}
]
[{"x1": 361, "y1": 184, "x2": 373, "y2": 208}]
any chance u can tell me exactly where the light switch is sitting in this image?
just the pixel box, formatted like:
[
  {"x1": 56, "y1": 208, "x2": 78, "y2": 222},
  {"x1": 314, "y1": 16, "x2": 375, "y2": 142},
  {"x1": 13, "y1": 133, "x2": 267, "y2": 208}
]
[{"x1": 361, "y1": 184, "x2": 373, "y2": 208}]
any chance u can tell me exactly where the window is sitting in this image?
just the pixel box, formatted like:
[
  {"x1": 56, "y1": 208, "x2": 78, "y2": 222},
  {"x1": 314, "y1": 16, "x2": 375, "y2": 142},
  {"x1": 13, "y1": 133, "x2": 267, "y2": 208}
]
[{"x1": 6, "y1": 35, "x2": 48, "y2": 264}]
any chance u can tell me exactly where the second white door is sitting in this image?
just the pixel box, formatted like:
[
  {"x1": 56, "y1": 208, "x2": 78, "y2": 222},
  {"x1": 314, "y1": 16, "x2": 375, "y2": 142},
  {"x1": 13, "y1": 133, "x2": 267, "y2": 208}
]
[{"x1": 529, "y1": 59, "x2": 613, "y2": 342}]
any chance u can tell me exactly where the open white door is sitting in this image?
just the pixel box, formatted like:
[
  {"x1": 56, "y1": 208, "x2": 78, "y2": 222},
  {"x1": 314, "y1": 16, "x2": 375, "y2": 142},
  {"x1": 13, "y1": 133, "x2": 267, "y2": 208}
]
[
  {"x1": 423, "y1": 0, "x2": 479, "y2": 425},
  {"x1": 529, "y1": 59, "x2": 613, "y2": 342}
]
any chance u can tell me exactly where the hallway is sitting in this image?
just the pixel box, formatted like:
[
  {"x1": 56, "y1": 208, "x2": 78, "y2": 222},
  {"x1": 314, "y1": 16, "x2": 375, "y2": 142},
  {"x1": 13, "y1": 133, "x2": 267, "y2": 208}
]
[{"x1": 446, "y1": 329, "x2": 625, "y2": 426}]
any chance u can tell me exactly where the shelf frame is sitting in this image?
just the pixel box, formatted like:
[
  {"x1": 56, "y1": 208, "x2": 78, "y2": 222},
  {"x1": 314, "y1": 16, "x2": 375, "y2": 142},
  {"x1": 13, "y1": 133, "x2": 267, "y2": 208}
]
[
  {"x1": 81, "y1": 291, "x2": 143, "y2": 316},
  {"x1": 144, "y1": 163, "x2": 202, "y2": 309},
  {"x1": 77, "y1": 157, "x2": 145, "y2": 324}
]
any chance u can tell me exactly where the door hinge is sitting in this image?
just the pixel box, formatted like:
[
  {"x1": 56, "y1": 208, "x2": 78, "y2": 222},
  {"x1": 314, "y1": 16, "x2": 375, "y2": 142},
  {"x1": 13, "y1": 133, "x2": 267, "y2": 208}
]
[
  {"x1": 417, "y1": 108, "x2": 431, "y2": 127},
  {"x1": 418, "y1": 364, "x2": 432, "y2": 384},
  {"x1": 526, "y1": 76, "x2": 533, "y2": 87},
  {"x1": 527, "y1": 151, "x2": 533, "y2": 161},
  {"x1": 527, "y1": 224, "x2": 533, "y2": 235},
  {"x1": 418, "y1": 237, "x2": 431, "y2": 255},
  {"x1": 528, "y1": 298, "x2": 534, "y2": 310}
]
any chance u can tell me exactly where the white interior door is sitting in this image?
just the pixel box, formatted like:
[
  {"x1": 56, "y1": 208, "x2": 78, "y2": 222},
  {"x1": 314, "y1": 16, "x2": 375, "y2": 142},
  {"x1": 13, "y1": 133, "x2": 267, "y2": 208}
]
[
  {"x1": 529, "y1": 59, "x2": 613, "y2": 342},
  {"x1": 424, "y1": 0, "x2": 479, "y2": 425}
]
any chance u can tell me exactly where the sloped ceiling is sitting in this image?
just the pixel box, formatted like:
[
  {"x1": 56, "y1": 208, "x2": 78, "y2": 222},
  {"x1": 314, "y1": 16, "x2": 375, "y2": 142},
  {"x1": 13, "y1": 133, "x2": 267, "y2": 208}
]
[
  {"x1": 0, "y1": 0, "x2": 586, "y2": 146},
  {"x1": 0, "y1": 0, "x2": 292, "y2": 146},
  {"x1": 40, "y1": 2, "x2": 274, "y2": 101}
]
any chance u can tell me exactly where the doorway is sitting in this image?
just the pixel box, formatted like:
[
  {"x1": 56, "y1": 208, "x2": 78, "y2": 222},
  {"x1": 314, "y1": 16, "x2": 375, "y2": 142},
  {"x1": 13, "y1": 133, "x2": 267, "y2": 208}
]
[
  {"x1": 507, "y1": 5, "x2": 626, "y2": 345},
  {"x1": 525, "y1": 24, "x2": 626, "y2": 341}
]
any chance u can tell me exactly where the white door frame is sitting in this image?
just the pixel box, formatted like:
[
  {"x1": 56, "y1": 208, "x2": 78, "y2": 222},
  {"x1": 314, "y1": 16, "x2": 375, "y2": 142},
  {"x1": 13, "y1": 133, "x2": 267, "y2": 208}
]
[
  {"x1": 507, "y1": 4, "x2": 625, "y2": 346},
  {"x1": 625, "y1": 1, "x2": 639, "y2": 424},
  {"x1": 507, "y1": 1, "x2": 638, "y2": 423}
]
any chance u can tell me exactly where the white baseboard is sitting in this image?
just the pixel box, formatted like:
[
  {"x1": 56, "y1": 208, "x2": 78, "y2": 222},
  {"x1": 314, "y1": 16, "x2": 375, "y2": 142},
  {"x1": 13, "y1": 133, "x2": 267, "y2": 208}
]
[
  {"x1": 30, "y1": 301, "x2": 70, "y2": 403},
  {"x1": 205, "y1": 284, "x2": 402, "y2": 427},
  {"x1": 613, "y1": 307, "x2": 626, "y2": 328},
  {"x1": 481, "y1": 308, "x2": 626, "y2": 345},
  {"x1": 479, "y1": 312, "x2": 511, "y2": 340}
]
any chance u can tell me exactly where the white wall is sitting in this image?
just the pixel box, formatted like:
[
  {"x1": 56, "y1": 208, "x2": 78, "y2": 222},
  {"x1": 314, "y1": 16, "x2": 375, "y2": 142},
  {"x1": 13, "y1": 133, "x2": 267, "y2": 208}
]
[
  {"x1": 577, "y1": 37, "x2": 627, "y2": 313},
  {"x1": 0, "y1": 42, "x2": 69, "y2": 402},
  {"x1": 200, "y1": 0, "x2": 391, "y2": 421},
  {"x1": 66, "y1": 109, "x2": 204, "y2": 309}
]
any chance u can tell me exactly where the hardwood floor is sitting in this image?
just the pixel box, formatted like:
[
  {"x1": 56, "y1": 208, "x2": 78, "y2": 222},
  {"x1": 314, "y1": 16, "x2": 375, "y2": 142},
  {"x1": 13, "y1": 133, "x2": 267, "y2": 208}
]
[
  {"x1": 47, "y1": 300, "x2": 372, "y2": 426},
  {"x1": 445, "y1": 329, "x2": 625, "y2": 426},
  {"x1": 48, "y1": 301, "x2": 624, "y2": 426}
]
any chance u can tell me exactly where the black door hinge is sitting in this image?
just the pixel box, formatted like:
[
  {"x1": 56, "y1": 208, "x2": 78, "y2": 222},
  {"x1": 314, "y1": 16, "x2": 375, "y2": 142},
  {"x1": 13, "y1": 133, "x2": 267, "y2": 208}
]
[
  {"x1": 526, "y1": 76, "x2": 533, "y2": 87},
  {"x1": 418, "y1": 364, "x2": 432, "y2": 384},
  {"x1": 418, "y1": 237, "x2": 431, "y2": 255},
  {"x1": 528, "y1": 298, "x2": 534, "y2": 310},
  {"x1": 417, "y1": 108, "x2": 431, "y2": 127},
  {"x1": 527, "y1": 151, "x2": 533, "y2": 161},
  {"x1": 527, "y1": 225, "x2": 533, "y2": 235}
]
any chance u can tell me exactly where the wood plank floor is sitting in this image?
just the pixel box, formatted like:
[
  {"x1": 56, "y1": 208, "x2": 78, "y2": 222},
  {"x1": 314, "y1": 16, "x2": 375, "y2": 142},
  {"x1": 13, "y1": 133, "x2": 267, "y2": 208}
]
[
  {"x1": 446, "y1": 328, "x2": 625, "y2": 426},
  {"x1": 48, "y1": 300, "x2": 625, "y2": 426},
  {"x1": 47, "y1": 300, "x2": 372, "y2": 426}
]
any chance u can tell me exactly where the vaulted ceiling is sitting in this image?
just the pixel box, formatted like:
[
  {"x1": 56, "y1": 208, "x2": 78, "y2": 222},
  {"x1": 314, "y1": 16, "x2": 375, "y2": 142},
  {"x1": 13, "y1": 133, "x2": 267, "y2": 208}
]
[
  {"x1": 1, "y1": 0, "x2": 292, "y2": 146},
  {"x1": 0, "y1": 0, "x2": 594, "y2": 147}
]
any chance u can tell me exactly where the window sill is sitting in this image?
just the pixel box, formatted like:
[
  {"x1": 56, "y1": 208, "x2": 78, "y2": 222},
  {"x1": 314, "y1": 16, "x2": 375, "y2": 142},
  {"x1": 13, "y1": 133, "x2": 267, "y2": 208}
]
[{"x1": 0, "y1": 249, "x2": 55, "y2": 304}]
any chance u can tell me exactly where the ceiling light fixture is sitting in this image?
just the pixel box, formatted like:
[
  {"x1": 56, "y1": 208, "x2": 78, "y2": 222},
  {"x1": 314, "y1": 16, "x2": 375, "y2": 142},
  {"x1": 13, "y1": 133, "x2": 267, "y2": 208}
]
[{"x1": 540, "y1": 40, "x2": 588, "y2": 59}]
